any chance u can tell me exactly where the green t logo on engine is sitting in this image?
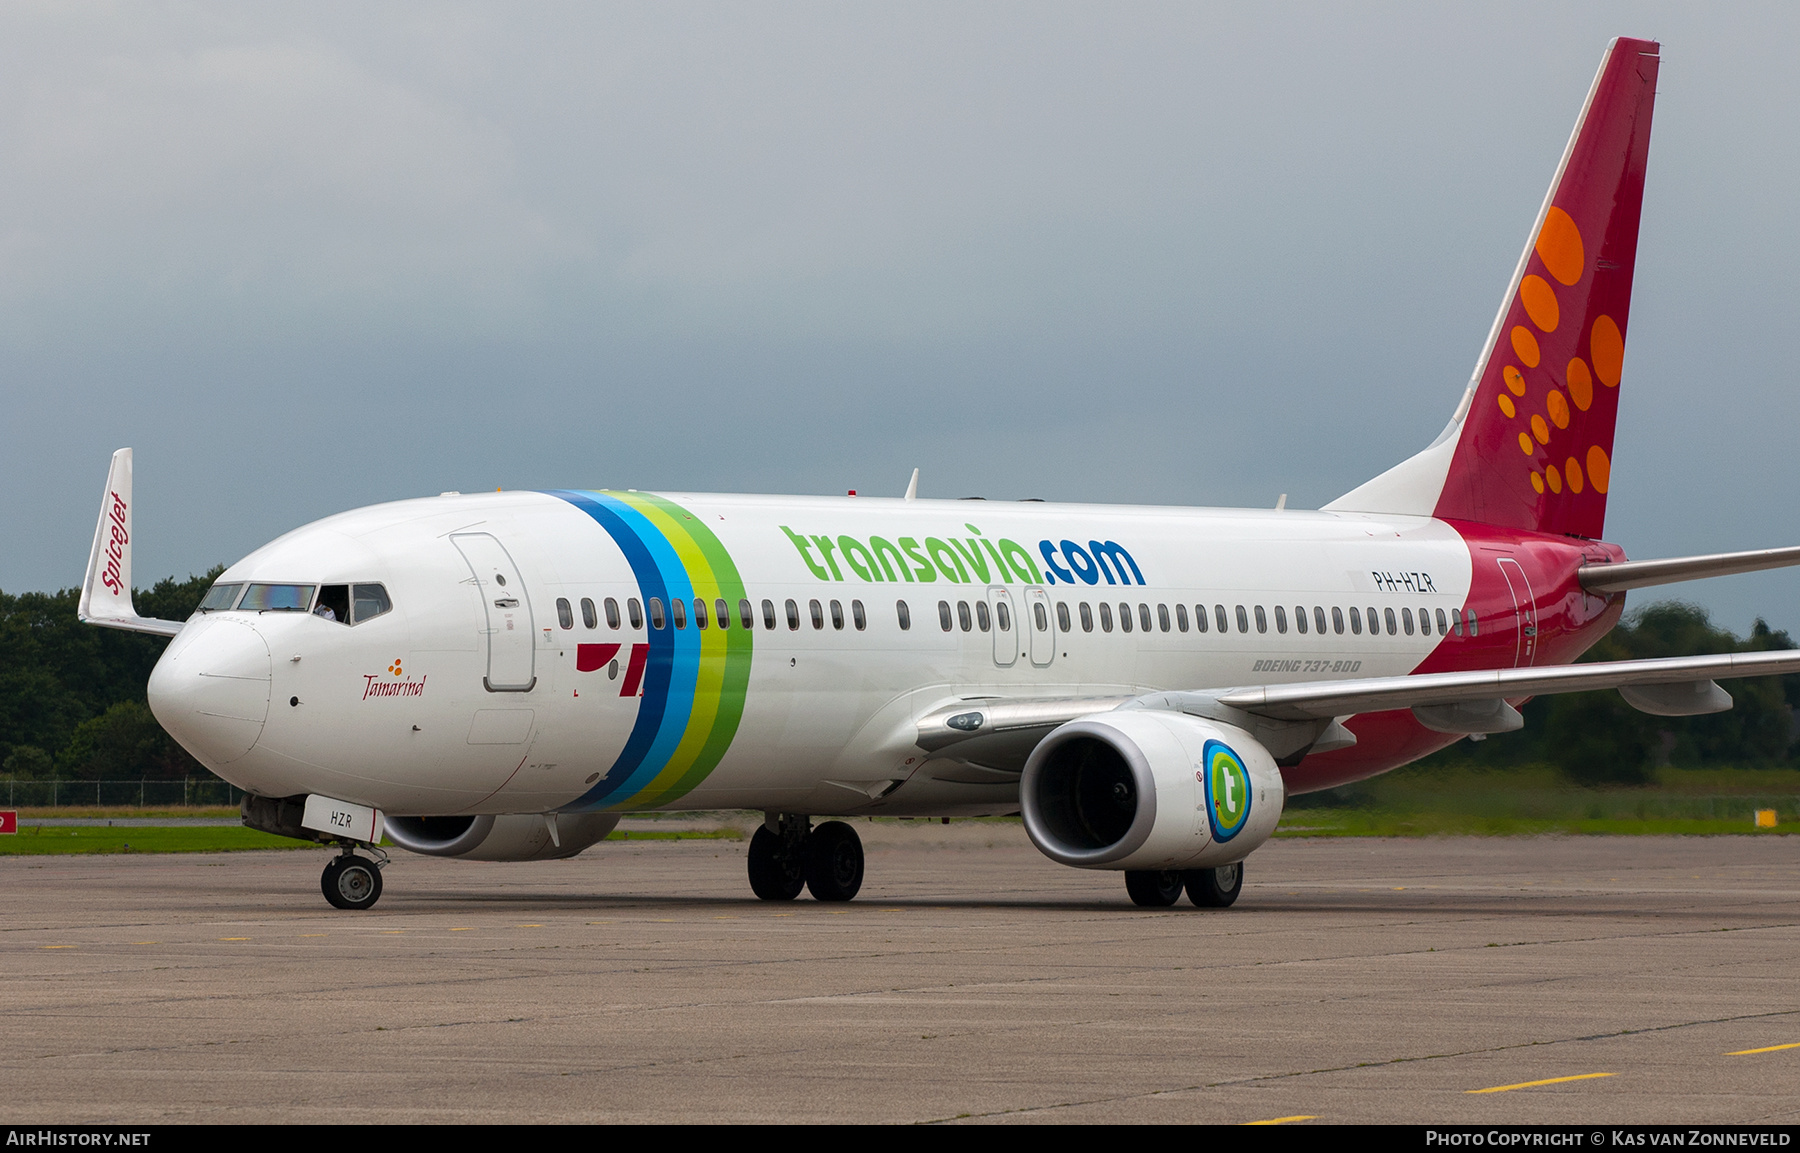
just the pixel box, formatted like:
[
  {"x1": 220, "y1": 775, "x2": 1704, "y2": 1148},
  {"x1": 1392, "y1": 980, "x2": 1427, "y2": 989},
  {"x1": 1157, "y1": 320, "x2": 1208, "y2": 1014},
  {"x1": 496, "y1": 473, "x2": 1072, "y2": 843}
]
[{"x1": 1202, "y1": 740, "x2": 1252, "y2": 842}]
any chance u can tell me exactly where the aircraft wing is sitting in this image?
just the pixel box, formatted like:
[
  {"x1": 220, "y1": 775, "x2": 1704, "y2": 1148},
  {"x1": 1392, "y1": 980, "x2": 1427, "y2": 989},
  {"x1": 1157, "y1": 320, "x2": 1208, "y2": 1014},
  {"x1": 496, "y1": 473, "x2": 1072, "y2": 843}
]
[{"x1": 917, "y1": 648, "x2": 1800, "y2": 764}]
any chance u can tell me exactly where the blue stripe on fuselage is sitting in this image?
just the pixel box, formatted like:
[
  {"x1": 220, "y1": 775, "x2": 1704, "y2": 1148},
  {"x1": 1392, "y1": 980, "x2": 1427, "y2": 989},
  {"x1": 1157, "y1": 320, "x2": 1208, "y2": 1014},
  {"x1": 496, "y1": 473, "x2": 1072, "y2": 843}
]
[{"x1": 550, "y1": 491, "x2": 696, "y2": 809}]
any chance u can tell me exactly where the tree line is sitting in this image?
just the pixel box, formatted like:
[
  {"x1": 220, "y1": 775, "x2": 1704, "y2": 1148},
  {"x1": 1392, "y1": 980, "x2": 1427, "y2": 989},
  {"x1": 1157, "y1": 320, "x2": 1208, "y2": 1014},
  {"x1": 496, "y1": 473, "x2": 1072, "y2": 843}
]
[
  {"x1": 1, "y1": 569, "x2": 220, "y2": 781},
  {"x1": 1, "y1": 572, "x2": 1796, "y2": 785}
]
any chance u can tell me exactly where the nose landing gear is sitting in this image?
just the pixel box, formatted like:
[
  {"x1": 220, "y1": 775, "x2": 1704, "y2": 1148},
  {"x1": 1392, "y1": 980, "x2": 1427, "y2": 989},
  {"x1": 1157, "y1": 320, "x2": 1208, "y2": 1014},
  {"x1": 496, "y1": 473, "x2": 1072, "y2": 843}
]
[{"x1": 321, "y1": 846, "x2": 387, "y2": 910}]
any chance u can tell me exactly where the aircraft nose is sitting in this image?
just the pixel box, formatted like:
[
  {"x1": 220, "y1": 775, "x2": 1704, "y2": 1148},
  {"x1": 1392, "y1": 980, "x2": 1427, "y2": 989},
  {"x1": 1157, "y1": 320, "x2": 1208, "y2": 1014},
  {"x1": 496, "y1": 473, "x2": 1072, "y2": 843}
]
[{"x1": 148, "y1": 617, "x2": 272, "y2": 766}]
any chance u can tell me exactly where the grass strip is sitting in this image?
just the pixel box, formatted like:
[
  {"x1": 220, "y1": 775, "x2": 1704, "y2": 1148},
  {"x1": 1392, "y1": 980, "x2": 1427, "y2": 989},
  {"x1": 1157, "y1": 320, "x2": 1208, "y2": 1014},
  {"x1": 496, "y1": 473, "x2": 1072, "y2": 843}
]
[
  {"x1": 1276, "y1": 812, "x2": 1793, "y2": 837},
  {"x1": 0, "y1": 825, "x2": 317, "y2": 855}
]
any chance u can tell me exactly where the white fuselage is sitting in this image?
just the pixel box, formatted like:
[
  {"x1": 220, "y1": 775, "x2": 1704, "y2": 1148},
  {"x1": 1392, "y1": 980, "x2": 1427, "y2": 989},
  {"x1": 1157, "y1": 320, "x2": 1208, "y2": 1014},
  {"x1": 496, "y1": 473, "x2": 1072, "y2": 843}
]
[{"x1": 148, "y1": 490, "x2": 1474, "y2": 818}]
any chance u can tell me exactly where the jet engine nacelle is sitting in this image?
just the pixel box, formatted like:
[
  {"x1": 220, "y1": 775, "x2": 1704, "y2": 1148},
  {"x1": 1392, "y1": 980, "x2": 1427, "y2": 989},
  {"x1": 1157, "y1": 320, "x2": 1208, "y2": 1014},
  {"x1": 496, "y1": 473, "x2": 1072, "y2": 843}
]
[
  {"x1": 384, "y1": 813, "x2": 619, "y2": 862},
  {"x1": 1020, "y1": 710, "x2": 1284, "y2": 871}
]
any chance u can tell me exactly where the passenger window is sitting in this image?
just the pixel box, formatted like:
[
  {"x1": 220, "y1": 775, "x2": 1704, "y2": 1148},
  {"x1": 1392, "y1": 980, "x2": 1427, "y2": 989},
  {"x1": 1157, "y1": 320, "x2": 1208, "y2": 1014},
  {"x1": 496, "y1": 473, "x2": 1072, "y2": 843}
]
[
  {"x1": 1255, "y1": 606, "x2": 1268, "y2": 634},
  {"x1": 556, "y1": 598, "x2": 574, "y2": 629},
  {"x1": 1315, "y1": 606, "x2": 1328, "y2": 635},
  {"x1": 995, "y1": 602, "x2": 1010, "y2": 631},
  {"x1": 1236, "y1": 605, "x2": 1249, "y2": 633},
  {"x1": 761, "y1": 599, "x2": 775, "y2": 630},
  {"x1": 694, "y1": 599, "x2": 708, "y2": 629},
  {"x1": 1274, "y1": 606, "x2": 1288, "y2": 634},
  {"x1": 741, "y1": 598, "x2": 756, "y2": 630},
  {"x1": 628, "y1": 598, "x2": 644, "y2": 629},
  {"x1": 1293, "y1": 606, "x2": 1306, "y2": 635},
  {"x1": 1035, "y1": 602, "x2": 1049, "y2": 632},
  {"x1": 811, "y1": 600, "x2": 825, "y2": 629},
  {"x1": 605, "y1": 597, "x2": 621, "y2": 629},
  {"x1": 1080, "y1": 602, "x2": 1094, "y2": 632},
  {"x1": 672, "y1": 599, "x2": 687, "y2": 630},
  {"x1": 1368, "y1": 606, "x2": 1381, "y2": 634},
  {"x1": 1384, "y1": 607, "x2": 1397, "y2": 635},
  {"x1": 1158, "y1": 604, "x2": 1170, "y2": 632},
  {"x1": 897, "y1": 600, "x2": 912, "y2": 630},
  {"x1": 1194, "y1": 605, "x2": 1208, "y2": 634},
  {"x1": 1436, "y1": 608, "x2": 1449, "y2": 636},
  {"x1": 1332, "y1": 606, "x2": 1344, "y2": 635},
  {"x1": 315, "y1": 584, "x2": 350, "y2": 623},
  {"x1": 829, "y1": 600, "x2": 844, "y2": 630},
  {"x1": 581, "y1": 598, "x2": 597, "y2": 629},
  {"x1": 939, "y1": 600, "x2": 953, "y2": 631},
  {"x1": 786, "y1": 599, "x2": 801, "y2": 630},
  {"x1": 351, "y1": 584, "x2": 391, "y2": 624},
  {"x1": 1119, "y1": 603, "x2": 1133, "y2": 633},
  {"x1": 1467, "y1": 609, "x2": 1479, "y2": 637},
  {"x1": 958, "y1": 601, "x2": 973, "y2": 632},
  {"x1": 1099, "y1": 602, "x2": 1113, "y2": 632},
  {"x1": 851, "y1": 600, "x2": 866, "y2": 630},
  {"x1": 1401, "y1": 607, "x2": 1414, "y2": 635},
  {"x1": 1452, "y1": 609, "x2": 1464, "y2": 637},
  {"x1": 1057, "y1": 602, "x2": 1072, "y2": 633},
  {"x1": 976, "y1": 602, "x2": 991, "y2": 632},
  {"x1": 1349, "y1": 607, "x2": 1362, "y2": 635},
  {"x1": 1216, "y1": 605, "x2": 1229, "y2": 633},
  {"x1": 648, "y1": 598, "x2": 666, "y2": 630},
  {"x1": 198, "y1": 582, "x2": 244, "y2": 612},
  {"x1": 1176, "y1": 604, "x2": 1189, "y2": 632},
  {"x1": 716, "y1": 599, "x2": 730, "y2": 630}
]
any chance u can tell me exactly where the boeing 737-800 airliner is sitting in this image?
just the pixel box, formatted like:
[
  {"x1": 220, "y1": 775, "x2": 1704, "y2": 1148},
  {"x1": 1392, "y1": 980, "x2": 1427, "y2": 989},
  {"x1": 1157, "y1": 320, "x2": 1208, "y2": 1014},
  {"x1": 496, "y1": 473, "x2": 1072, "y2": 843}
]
[{"x1": 78, "y1": 38, "x2": 1800, "y2": 911}]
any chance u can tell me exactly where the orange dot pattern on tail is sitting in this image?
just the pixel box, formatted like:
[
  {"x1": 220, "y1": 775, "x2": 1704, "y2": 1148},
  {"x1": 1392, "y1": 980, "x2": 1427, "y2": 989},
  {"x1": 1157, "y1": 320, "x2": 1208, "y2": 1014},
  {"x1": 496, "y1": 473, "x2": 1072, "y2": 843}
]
[
  {"x1": 1432, "y1": 37, "x2": 1654, "y2": 541},
  {"x1": 1482, "y1": 207, "x2": 1626, "y2": 522},
  {"x1": 1535, "y1": 207, "x2": 1585, "y2": 286}
]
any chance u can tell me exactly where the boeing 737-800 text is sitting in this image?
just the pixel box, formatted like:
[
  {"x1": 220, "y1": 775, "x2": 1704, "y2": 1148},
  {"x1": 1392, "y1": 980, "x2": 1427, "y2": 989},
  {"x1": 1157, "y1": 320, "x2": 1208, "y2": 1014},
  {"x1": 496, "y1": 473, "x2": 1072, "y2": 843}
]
[{"x1": 79, "y1": 38, "x2": 1800, "y2": 910}]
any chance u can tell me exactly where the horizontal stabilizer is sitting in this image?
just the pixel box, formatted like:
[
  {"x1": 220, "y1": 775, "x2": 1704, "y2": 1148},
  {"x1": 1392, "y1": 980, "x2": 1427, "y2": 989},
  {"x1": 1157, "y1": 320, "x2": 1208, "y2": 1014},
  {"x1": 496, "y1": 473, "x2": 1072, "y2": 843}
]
[
  {"x1": 77, "y1": 448, "x2": 185, "y2": 639},
  {"x1": 1578, "y1": 545, "x2": 1800, "y2": 593}
]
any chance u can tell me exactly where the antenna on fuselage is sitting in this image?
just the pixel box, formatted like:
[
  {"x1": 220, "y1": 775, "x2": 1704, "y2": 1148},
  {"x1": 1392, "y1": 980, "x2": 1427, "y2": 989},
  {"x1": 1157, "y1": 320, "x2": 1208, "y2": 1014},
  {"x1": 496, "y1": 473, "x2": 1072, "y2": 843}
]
[
  {"x1": 904, "y1": 468, "x2": 919, "y2": 501},
  {"x1": 1275, "y1": 493, "x2": 1288, "y2": 510}
]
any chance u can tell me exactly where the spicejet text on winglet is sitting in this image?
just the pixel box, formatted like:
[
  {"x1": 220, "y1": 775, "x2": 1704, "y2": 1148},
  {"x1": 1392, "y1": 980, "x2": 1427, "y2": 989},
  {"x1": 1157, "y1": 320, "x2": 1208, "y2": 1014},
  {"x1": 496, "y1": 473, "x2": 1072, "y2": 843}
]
[{"x1": 780, "y1": 524, "x2": 1144, "y2": 587}]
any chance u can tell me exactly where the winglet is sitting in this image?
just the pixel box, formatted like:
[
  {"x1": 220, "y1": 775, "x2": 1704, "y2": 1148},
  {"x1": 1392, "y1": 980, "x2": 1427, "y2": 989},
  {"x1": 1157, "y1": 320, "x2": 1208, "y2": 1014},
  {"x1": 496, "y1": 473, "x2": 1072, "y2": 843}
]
[{"x1": 78, "y1": 448, "x2": 183, "y2": 638}]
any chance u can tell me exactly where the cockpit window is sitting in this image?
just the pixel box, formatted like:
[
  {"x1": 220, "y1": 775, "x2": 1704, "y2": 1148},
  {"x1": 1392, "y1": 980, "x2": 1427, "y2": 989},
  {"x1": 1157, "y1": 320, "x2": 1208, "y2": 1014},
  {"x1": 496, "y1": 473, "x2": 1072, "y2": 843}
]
[
  {"x1": 239, "y1": 584, "x2": 316, "y2": 612},
  {"x1": 197, "y1": 582, "x2": 243, "y2": 613},
  {"x1": 352, "y1": 584, "x2": 392, "y2": 624},
  {"x1": 315, "y1": 584, "x2": 350, "y2": 622}
]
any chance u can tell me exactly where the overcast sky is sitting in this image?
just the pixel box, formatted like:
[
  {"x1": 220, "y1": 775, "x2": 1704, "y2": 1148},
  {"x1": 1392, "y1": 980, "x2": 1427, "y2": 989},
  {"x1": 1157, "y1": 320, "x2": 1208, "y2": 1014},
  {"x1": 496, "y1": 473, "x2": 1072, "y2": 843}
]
[{"x1": 5, "y1": 2, "x2": 1799, "y2": 636}]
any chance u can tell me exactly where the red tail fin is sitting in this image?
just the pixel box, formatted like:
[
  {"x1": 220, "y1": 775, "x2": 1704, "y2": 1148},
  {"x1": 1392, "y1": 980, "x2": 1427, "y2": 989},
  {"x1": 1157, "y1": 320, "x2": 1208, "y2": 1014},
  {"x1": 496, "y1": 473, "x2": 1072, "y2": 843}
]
[{"x1": 1329, "y1": 38, "x2": 1658, "y2": 538}]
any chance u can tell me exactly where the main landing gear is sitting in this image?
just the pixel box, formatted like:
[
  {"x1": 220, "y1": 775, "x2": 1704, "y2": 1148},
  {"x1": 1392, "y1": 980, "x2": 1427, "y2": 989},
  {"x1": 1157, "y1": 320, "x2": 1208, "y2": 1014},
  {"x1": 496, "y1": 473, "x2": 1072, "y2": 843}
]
[
  {"x1": 321, "y1": 845, "x2": 387, "y2": 910},
  {"x1": 1124, "y1": 861, "x2": 1245, "y2": 909},
  {"x1": 747, "y1": 813, "x2": 864, "y2": 902}
]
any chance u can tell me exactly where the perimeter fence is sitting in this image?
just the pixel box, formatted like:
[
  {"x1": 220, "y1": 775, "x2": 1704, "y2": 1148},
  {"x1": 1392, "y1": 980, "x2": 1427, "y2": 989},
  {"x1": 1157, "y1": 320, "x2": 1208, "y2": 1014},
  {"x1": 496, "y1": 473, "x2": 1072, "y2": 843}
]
[{"x1": 0, "y1": 779, "x2": 244, "y2": 807}]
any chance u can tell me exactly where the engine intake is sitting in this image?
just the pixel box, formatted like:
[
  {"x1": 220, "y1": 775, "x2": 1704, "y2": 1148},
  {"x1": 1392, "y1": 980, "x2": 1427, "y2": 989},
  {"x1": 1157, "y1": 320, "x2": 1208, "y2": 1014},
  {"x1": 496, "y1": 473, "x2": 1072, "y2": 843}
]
[
  {"x1": 1021, "y1": 710, "x2": 1284, "y2": 871},
  {"x1": 385, "y1": 813, "x2": 619, "y2": 861}
]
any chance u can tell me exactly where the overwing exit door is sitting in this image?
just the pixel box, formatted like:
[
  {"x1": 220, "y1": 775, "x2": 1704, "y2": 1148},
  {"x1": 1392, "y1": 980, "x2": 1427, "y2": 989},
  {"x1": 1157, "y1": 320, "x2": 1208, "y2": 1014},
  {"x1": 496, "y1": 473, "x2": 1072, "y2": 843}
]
[
  {"x1": 987, "y1": 587, "x2": 1018, "y2": 667},
  {"x1": 451, "y1": 533, "x2": 537, "y2": 691},
  {"x1": 1024, "y1": 587, "x2": 1055, "y2": 667}
]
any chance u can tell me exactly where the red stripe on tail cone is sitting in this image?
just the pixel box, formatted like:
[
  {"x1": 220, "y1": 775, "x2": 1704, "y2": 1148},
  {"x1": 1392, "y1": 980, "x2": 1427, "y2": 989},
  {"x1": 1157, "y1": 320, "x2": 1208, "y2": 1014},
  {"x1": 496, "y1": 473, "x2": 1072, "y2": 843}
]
[{"x1": 1434, "y1": 37, "x2": 1658, "y2": 540}]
